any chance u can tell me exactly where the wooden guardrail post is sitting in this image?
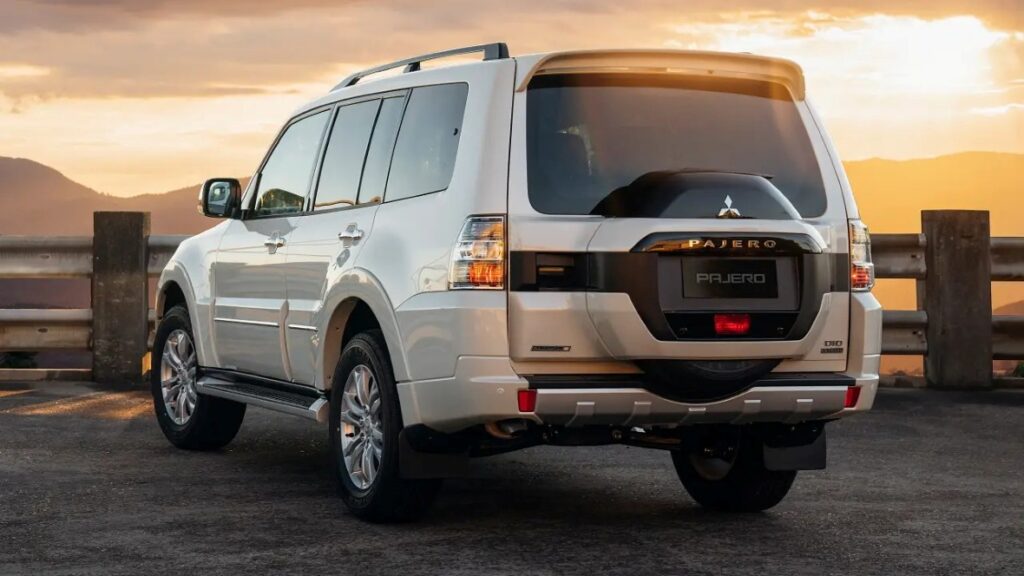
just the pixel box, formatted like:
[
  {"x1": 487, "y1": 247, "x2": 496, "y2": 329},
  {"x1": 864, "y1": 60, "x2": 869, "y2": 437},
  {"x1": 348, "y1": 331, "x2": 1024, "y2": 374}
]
[
  {"x1": 922, "y1": 210, "x2": 992, "y2": 389},
  {"x1": 91, "y1": 212, "x2": 151, "y2": 387}
]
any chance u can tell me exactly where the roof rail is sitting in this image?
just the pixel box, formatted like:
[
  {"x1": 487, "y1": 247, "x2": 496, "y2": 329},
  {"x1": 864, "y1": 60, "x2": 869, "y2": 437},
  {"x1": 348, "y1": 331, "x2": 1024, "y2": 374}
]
[{"x1": 330, "y1": 42, "x2": 510, "y2": 92}]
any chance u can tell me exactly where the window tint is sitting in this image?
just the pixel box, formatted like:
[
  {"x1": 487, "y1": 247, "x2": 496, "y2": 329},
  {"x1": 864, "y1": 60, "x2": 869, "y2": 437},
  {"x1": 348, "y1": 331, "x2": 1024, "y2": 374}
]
[
  {"x1": 314, "y1": 100, "x2": 379, "y2": 210},
  {"x1": 253, "y1": 111, "x2": 329, "y2": 217},
  {"x1": 358, "y1": 96, "x2": 405, "y2": 204},
  {"x1": 385, "y1": 83, "x2": 468, "y2": 202},
  {"x1": 526, "y1": 74, "x2": 827, "y2": 218}
]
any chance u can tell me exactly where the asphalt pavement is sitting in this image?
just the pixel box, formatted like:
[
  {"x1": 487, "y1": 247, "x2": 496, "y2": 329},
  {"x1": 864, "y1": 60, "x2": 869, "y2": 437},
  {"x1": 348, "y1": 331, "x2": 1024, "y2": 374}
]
[{"x1": 1, "y1": 382, "x2": 1022, "y2": 576}]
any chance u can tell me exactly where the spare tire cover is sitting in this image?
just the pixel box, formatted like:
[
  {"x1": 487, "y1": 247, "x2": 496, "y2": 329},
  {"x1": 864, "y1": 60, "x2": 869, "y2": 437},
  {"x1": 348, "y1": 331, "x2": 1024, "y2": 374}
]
[{"x1": 639, "y1": 359, "x2": 781, "y2": 403}]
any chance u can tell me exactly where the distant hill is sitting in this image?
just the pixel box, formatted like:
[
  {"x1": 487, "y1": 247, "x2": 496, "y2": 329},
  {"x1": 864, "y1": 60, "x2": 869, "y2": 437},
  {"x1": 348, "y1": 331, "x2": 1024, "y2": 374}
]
[
  {"x1": 0, "y1": 157, "x2": 247, "y2": 235},
  {"x1": 845, "y1": 152, "x2": 1024, "y2": 237}
]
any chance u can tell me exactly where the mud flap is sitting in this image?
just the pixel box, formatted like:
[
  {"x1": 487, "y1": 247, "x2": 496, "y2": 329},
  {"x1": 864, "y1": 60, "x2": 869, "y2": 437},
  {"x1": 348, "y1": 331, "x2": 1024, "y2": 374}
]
[
  {"x1": 398, "y1": 428, "x2": 470, "y2": 479},
  {"x1": 762, "y1": 426, "x2": 827, "y2": 471}
]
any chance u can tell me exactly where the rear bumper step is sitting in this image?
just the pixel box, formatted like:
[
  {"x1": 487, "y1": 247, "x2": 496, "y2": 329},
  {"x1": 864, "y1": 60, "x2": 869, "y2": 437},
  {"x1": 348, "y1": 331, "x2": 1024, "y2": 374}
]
[
  {"x1": 531, "y1": 383, "x2": 852, "y2": 427},
  {"x1": 527, "y1": 372, "x2": 855, "y2": 389}
]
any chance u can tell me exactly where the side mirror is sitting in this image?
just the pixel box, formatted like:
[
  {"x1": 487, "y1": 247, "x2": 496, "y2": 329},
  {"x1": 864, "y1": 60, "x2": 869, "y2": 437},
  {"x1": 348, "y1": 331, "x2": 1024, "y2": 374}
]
[{"x1": 198, "y1": 178, "x2": 242, "y2": 218}]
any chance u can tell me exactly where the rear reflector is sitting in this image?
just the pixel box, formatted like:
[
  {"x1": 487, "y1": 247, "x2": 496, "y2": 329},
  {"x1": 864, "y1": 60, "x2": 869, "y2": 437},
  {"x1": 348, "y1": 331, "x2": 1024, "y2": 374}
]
[
  {"x1": 714, "y1": 313, "x2": 751, "y2": 336},
  {"x1": 844, "y1": 386, "x2": 861, "y2": 408},
  {"x1": 517, "y1": 389, "x2": 537, "y2": 412}
]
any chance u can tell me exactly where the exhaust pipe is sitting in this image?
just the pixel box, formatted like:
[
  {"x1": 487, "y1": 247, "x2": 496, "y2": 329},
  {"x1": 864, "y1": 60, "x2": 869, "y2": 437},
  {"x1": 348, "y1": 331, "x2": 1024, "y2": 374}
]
[{"x1": 484, "y1": 419, "x2": 530, "y2": 440}]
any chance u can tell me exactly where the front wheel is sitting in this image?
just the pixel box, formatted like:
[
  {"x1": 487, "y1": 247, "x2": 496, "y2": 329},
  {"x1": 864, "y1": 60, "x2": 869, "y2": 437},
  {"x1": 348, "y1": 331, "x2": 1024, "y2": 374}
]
[
  {"x1": 151, "y1": 305, "x2": 246, "y2": 450},
  {"x1": 329, "y1": 329, "x2": 440, "y2": 522},
  {"x1": 672, "y1": 428, "x2": 796, "y2": 512}
]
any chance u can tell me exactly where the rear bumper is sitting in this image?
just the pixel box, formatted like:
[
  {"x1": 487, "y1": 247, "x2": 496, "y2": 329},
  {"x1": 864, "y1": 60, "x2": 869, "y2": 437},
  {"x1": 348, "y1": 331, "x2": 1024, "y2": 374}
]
[
  {"x1": 530, "y1": 377, "x2": 876, "y2": 428},
  {"x1": 397, "y1": 290, "x2": 882, "y2": 434},
  {"x1": 397, "y1": 355, "x2": 878, "y2": 433}
]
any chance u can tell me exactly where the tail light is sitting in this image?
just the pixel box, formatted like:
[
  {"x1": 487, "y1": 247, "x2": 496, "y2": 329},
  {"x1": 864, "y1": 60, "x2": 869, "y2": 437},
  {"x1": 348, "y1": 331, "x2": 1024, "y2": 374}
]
[
  {"x1": 449, "y1": 216, "x2": 505, "y2": 290},
  {"x1": 849, "y1": 220, "x2": 875, "y2": 292}
]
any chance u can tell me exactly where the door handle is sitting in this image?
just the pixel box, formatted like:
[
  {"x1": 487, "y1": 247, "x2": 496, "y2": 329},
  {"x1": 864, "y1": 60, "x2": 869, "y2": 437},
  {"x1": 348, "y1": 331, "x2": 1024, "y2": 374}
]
[
  {"x1": 338, "y1": 224, "x2": 363, "y2": 246},
  {"x1": 263, "y1": 236, "x2": 286, "y2": 250}
]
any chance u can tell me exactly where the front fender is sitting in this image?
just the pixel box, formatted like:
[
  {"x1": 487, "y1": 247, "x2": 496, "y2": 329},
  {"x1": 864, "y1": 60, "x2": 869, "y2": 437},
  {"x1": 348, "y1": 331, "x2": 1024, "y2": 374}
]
[{"x1": 157, "y1": 263, "x2": 216, "y2": 367}]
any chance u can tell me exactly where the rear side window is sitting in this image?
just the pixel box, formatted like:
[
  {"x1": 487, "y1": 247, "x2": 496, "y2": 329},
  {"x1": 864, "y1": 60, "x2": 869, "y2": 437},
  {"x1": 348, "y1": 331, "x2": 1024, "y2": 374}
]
[
  {"x1": 385, "y1": 83, "x2": 468, "y2": 202},
  {"x1": 358, "y1": 96, "x2": 405, "y2": 204},
  {"x1": 314, "y1": 100, "x2": 379, "y2": 210},
  {"x1": 253, "y1": 111, "x2": 329, "y2": 217}
]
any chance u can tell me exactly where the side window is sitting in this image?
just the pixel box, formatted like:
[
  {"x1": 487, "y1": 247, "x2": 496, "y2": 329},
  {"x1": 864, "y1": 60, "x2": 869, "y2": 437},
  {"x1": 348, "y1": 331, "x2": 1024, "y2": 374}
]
[
  {"x1": 313, "y1": 100, "x2": 380, "y2": 210},
  {"x1": 385, "y1": 83, "x2": 468, "y2": 202},
  {"x1": 253, "y1": 111, "x2": 329, "y2": 217},
  {"x1": 358, "y1": 96, "x2": 405, "y2": 204}
]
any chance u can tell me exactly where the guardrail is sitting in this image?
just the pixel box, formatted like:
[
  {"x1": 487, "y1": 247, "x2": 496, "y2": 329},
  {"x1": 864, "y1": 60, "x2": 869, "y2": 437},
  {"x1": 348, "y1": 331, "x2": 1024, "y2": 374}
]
[
  {"x1": 874, "y1": 210, "x2": 1024, "y2": 388},
  {"x1": 0, "y1": 212, "x2": 185, "y2": 386},
  {"x1": 0, "y1": 210, "x2": 1021, "y2": 389}
]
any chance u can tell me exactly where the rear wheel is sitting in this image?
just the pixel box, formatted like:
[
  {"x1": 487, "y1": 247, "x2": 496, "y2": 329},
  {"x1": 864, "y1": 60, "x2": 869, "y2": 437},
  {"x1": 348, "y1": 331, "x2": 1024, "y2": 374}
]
[
  {"x1": 329, "y1": 329, "x2": 440, "y2": 522},
  {"x1": 672, "y1": 427, "x2": 796, "y2": 512},
  {"x1": 151, "y1": 305, "x2": 246, "y2": 450}
]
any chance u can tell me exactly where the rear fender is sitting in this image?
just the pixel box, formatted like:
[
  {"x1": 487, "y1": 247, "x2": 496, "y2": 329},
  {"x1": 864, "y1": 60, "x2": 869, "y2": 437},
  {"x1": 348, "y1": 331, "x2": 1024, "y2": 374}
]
[{"x1": 317, "y1": 267, "x2": 409, "y2": 391}]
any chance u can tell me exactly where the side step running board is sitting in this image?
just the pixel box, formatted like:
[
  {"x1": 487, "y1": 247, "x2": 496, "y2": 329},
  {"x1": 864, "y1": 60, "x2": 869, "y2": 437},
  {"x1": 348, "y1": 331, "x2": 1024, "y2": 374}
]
[{"x1": 196, "y1": 376, "x2": 329, "y2": 423}]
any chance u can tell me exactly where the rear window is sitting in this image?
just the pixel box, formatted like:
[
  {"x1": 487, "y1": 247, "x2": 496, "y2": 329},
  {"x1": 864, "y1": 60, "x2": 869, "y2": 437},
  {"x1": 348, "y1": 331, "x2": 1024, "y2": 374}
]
[{"x1": 526, "y1": 74, "x2": 827, "y2": 218}]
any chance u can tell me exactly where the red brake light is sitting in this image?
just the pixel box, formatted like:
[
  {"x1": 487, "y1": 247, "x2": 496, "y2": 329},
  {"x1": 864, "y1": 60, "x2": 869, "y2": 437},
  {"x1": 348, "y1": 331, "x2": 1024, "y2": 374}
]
[
  {"x1": 714, "y1": 313, "x2": 751, "y2": 336},
  {"x1": 844, "y1": 386, "x2": 861, "y2": 408},
  {"x1": 517, "y1": 389, "x2": 537, "y2": 412}
]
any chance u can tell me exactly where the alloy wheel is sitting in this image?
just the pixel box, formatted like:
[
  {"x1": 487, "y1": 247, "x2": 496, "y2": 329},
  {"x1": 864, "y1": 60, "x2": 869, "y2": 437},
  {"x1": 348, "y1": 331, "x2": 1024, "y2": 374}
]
[
  {"x1": 339, "y1": 364, "x2": 383, "y2": 490},
  {"x1": 160, "y1": 329, "x2": 198, "y2": 426}
]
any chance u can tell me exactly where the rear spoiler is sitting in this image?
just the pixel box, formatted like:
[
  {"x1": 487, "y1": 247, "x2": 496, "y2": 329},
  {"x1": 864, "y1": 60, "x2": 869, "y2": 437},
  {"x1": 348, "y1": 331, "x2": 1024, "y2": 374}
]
[{"x1": 515, "y1": 49, "x2": 806, "y2": 100}]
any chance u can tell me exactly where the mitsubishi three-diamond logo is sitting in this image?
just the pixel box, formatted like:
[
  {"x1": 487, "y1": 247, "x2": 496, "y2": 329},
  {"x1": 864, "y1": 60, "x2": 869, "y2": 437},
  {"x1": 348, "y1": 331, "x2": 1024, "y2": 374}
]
[{"x1": 717, "y1": 195, "x2": 742, "y2": 219}]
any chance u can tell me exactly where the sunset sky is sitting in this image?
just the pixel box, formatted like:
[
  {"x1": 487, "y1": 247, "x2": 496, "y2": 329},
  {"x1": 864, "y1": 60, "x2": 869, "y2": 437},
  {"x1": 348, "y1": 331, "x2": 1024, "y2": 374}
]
[{"x1": 0, "y1": 0, "x2": 1021, "y2": 197}]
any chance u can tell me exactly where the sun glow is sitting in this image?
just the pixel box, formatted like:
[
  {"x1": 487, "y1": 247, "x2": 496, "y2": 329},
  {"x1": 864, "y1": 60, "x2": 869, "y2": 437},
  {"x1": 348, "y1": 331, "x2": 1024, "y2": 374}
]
[
  {"x1": 666, "y1": 13, "x2": 1021, "y2": 160},
  {"x1": 0, "y1": 64, "x2": 50, "y2": 79},
  {"x1": 669, "y1": 14, "x2": 1008, "y2": 96}
]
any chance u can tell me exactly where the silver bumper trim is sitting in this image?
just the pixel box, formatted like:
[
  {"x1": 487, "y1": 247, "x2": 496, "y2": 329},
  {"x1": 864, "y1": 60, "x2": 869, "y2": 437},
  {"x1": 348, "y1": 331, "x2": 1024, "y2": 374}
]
[{"x1": 534, "y1": 385, "x2": 850, "y2": 427}]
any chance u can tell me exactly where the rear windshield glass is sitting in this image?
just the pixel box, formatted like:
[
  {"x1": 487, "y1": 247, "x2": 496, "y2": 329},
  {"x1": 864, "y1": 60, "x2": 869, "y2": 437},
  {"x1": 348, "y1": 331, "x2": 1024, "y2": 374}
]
[{"x1": 526, "y1": 74, "x2": 827, "y2": 218}]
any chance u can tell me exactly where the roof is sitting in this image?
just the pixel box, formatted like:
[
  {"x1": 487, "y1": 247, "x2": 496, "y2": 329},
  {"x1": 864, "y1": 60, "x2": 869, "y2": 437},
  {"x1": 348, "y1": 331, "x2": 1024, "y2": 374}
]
[{"x1": 295, "y1": 46, "x2": 808, "y2": 116}]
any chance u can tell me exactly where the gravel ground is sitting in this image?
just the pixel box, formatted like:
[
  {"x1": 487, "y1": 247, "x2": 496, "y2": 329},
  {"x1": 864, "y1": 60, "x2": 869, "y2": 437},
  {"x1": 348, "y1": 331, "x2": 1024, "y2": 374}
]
[{"x1": 1, "y1": 382, "x2": 1022, "y2": 576}]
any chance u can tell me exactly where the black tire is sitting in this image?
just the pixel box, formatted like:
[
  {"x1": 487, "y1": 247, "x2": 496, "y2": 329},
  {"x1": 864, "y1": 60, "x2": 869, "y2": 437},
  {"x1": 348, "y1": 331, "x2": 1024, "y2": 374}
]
[
  {"x1": 151, "y1": 305, "x2": 246, "y2": 450},
  {"x1": 329, "y1": 329, "x2": 441, "y2": 522},
  {"x1": 672, "y1": 428, "x2": 796, "y2": 512}
]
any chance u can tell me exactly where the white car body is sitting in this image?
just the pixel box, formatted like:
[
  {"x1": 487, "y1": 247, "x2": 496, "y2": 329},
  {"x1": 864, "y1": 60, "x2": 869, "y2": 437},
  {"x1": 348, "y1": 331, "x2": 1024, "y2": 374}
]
[{"x1": 157, "y1": 47, "x2": 881, "y2": 439}]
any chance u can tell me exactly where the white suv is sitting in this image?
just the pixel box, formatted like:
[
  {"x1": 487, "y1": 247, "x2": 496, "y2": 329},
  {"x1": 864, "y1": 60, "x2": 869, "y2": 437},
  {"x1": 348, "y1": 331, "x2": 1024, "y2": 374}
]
[{"x1": 152, "y1": 44, "x2": 882, "y2": 521}]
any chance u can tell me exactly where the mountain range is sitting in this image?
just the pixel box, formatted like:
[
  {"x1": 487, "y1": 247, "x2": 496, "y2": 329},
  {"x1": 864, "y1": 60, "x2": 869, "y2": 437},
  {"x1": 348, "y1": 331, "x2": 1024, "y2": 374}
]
[{"x1": 0, "y1": 156, "x2": 254, "y2": 235}]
